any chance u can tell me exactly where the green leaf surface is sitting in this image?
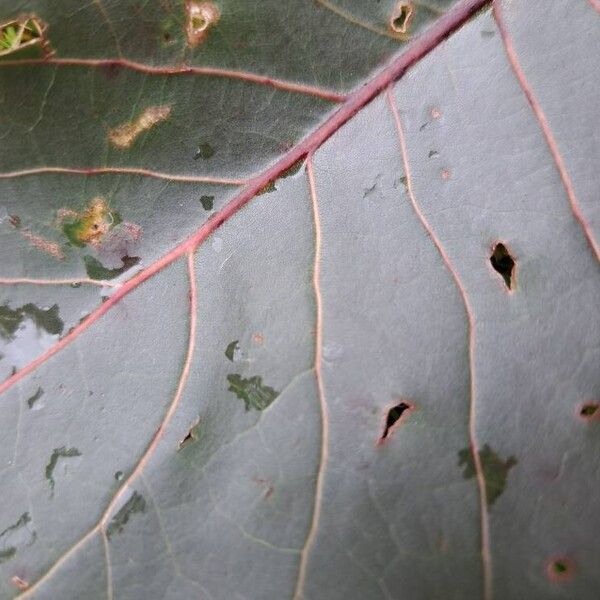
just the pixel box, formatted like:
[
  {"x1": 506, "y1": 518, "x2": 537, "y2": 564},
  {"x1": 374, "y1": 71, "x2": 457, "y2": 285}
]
[{"x1": 0, "y1": 1, "x2": 599, "y2": 599}]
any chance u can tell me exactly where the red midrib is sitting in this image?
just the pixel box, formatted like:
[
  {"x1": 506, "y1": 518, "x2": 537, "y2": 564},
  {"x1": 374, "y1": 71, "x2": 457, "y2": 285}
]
[{"x1": 0, "y1": 0, "x2": 490, "y2": 397}]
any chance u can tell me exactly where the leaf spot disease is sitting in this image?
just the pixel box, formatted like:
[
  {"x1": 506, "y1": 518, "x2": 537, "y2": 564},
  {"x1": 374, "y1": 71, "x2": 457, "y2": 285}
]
[
  {"x1": 0, "y1": 512, "x2": 31, "y2": 540},
  {"x1": 579, "y1": 402, "x2": 600, "y2": 421},
  {"x1": 546, "y1": 556, "x2": 576, "y2": 582},
  {"x1": 185, "y1": 1, "x2": 220, "y2": 47},
  {"x1": 194, "y1": 142, "x2": 215, "y2": 160},
  {"x1": 490, "y1": 242, "x2": 516, "y2": 290},
  {"x1": 45, "y1": 447, "x2": 82, "y2": 494},
  {"x1": 84, "y1": 255, "x2": 140, "y2": 281},
  {"x1": 0, "y1": 14, "x2": 52, "y2": 59},
  {"x1": 378, "y1": 401, "x2": 414, "y2": 443},
  {"x1": 109, "y1": 105, "x2": 172, "y2": 149},
  {"x1": 227, "y1": 374, "x2": 279, "y2": 411},
  {"x1": 458, "y1": 444, "x2": 517, "y2": 507},
  {"x1": 26, "y1": 386, "x2": 44, "y2": 409},
  {"x1": 10, "y1": 575, "x2": 28, "y2": 590},
  {"x1": 106, "y1": 491, "x2": 146, "y2": 538},
  {"x1": 200, "y1": 195, "x2": 215, "y2": 211},
  {"x1": 390, "y1": 2, "x2": 414, "y2": 35}
]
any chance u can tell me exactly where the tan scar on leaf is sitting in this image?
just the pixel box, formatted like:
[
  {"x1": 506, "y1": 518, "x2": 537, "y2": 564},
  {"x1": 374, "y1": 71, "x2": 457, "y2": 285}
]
[
  {"x1": 389, "y1": 2, "x2": 414, "y2": 36},
  {"x1": 108, "y1": 105, "x2": 172, "y2": 149},
  {"x1": 0, "y1": 14, "x2": 53, "y2": 59},
  {"x1": 20, "y1": 230, "x2": 64, "y2": 260},
  {"x1": 185, "y1": 1, "x2": 220, "y2": 47}
]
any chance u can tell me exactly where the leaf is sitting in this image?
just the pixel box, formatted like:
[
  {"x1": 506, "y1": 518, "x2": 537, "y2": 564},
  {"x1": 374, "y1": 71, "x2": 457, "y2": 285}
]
[{"x1": 0, "y1": 1, "x2": 599, "y2": 598}]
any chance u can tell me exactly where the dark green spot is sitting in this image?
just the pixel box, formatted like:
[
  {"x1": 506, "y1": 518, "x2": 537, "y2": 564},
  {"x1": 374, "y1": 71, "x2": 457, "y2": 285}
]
[
  {"x1": 225, "y1": 340, "x2": 239, "y2": 362},
  {"x1": 26, "y1": 387, "x2": 44, "y2": 409},
  {"x1": 553, "y1": 561, "x2": 568, "y2": 574},
  {"x1": 428, "y1": 150, "x2": 439, "y2": 158},
  {"x1": 84, "y1": 255, "x2": 140, "y2": 280},
  {"x1": 106, "y1": 491, "x2": 146, "y2": 538},
  {"x1": 0, "y1": 303, "x2": 63, "y2": 340},
  {"x1": 194, "y1": 142, "x2": 215, "y2": 160},
  {"x1": 62, "y1": 222, "x2": 87, "y2": 247},
  {"x1": 45, "y1": 447, "x2": 82, "y2": 494},
  {"x1": 0, "y1": 547, "x2": 16, "y2": 563},
  {"x1": 114, "y1": 471, "x2": 124, "y2": 481},
  {"x1": 227, "y1": 374, "x2": 278, "y2": 411},
  {"x1": 199, "y1": 195, "x2": 214, "y2": 211},
  {"x1": 458, "y1": 444, "x2": 517, "y2": 507},
  {"x1": 0, "y1": 512, "x2": 30, "y2": 539}
]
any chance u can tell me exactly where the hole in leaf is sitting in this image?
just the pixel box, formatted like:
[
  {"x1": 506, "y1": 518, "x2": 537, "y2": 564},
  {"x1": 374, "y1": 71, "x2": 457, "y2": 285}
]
[
  {"x1": 390, "y1": 2, "x2": 414, "y2": 34},
  {"x1": 490, "y1": 242, "x2": 515, "y2": 290},
  {"x1": 579, "y1": 402, "x2": 599, "y2": 420},
  {"x1": 178, "y1": 418, "x2": 201, "y2": 450},
  {"x1": 379, "y1": 401, "x2": 413, "y2": 442},
  {"x1": 546, "y1": 557, "x2": 575, "y2": 582}
]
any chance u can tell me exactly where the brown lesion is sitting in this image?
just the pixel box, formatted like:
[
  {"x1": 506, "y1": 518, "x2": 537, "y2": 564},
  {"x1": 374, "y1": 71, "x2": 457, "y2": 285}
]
[
  {"x1": 185, "y1": 1, "x2": 220, "y2": 47},
  {"x1": 108, "y1": 105, "x2": 172, "y2": 150},
  {"x1": 390, "y1": 2, "x2": 415, "y2": 35}
]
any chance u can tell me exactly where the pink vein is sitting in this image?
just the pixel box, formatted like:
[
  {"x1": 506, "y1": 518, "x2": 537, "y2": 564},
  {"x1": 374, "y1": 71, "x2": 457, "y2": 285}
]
[
  {"x1": 386, "y1": 89, "x2": 492, "y2": 600},
  {"x1": 18, "y1": 251, "x2": 197, "y2": 599},
  {"x1": 0, "y1": 0, "x2": 489, "y2": 398},
  {"x1": 493, "y1": 1, "x2": 600, "y2": 262},
  {"x1": 0, "y1": 58, "x2": 345, "y2": 103},
  {"x1": 292, "y1": 156, "x2": 329, "y2": 600},
  {"x1": 0, "y1": 166, "x2": 245, "y2": 186},
  {"x1": 0, "y1": 277, "x2": 117, "y2": 287}
]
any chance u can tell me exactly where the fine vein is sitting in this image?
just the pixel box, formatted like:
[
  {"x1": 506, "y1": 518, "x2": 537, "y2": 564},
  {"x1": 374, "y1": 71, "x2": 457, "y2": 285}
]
[
  {"x1": 386, "y1": 88, "x2": 492, "y2": 600},
  {"x1": 292, "y1": 156, "x2": 329, "y2": 600},
  {"x1": 17, "y1": 252, "x2": 198, "y2": 599}
]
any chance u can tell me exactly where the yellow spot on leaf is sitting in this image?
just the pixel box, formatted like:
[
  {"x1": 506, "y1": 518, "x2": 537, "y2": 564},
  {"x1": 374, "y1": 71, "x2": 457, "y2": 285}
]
[{"x1": 109, "y1": 105, "x2": 172, "y2": 150}]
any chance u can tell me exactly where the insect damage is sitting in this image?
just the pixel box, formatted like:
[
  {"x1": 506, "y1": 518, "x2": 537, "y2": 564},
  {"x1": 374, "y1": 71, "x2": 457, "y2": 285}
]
[{"x1": 0, "y1": 15, "x2": 52, "y2": 59}]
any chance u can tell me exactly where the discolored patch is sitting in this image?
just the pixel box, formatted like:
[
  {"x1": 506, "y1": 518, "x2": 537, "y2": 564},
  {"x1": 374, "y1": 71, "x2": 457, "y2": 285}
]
[
  {"x1": 61, "y1": 198, "x2": 118, "y2": 248},
  {"x1": 20, "y1": 230, "x2": 64, "y2": 260},
  {"x1": 106, "y1": 491, "x2": 146, "y2": 538},
  {"x1": 0, "y1": 303, "x2": 63, "y2": 341},
  {"x1": 458, "y1": 444, "x2": 517, "y2": 507},
  {"x1": 45, "y1": 447, "x2": 82, "y2": 494},
  {"x1": 109, "y1": 105, "x2": 172, "y2": 149},
  {"x1": 10, "y1": 576, "x2": 28, "y2": 590},
  {"x1": 185, "y1": 1, "x2": 220, "y2": 47},
  {"x1": 546, "y1": 557, "x2": 576, "y2": 583},
  {"x1": 26, "y1": 386, "x2": 44, "y2": 409},
  {"x1": 227, "y1": 373, "x2": 278, "y2": 411},
  {"x1": 84, "y1": 255, "x2": 140, "y2": 281}
]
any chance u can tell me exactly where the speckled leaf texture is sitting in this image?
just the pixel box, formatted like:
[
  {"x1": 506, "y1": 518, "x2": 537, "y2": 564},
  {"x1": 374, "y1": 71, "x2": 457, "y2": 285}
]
[{"x1": 0, "y1": 1, "x2": 599, "y2": 599}]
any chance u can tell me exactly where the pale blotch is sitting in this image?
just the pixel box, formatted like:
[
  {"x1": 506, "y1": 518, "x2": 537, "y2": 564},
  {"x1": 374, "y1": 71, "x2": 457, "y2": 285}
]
[
  {"x1": 185, "y1": 1, "x2": 220, "y2": 47},
  {"x1": 21, "y1": 230, "x2": 64, "y2": 260},
  {"x1": 109, "y1": 105, "x2": 172, "y2": 149}
]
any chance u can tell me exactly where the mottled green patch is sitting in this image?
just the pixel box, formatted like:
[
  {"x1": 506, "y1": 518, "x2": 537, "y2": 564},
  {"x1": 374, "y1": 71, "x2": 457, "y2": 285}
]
[
  {"x1": 106, "y1": 491, "x2": 146, "y2": 538},
  {"x1": 225, "y1": 340, "x2": 239, "y2": 362},
  {"x1": 0, "y1": 303, "x2": 63, "y2": 340},
  {"x1": 0, "y1": 512, "x2": 30, "y2": 539},
  {"x1": 62, "y1": 198, "x2": 119, "y2": 248},
  {"x1": 227, "y1": 374, "x2": 278, "y2": 411},
  {"x1": 199, "y1": 195, "x2": 214, "y2": 211},
  {"x1": 458, "y1": 444, "x2": 517, "y2": 507},
  {"x1": 0, "y1": 16, "x2": 50, "y2": 60},
  {"x1": 0, "y1": 547, "x2": 15, "y2": 563},
  {"x1": 26, "y1": 387, "x2": 44, "y2": 409},
  {"x1": 45, "y1": 447, "x2": 82, "y2": 494},
  {"x1": 195, "y1": 142, "x2": 215, "y2": 160},
  {"x1": 84, "y1": 256, "x2": 140, "y2": 280}
]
